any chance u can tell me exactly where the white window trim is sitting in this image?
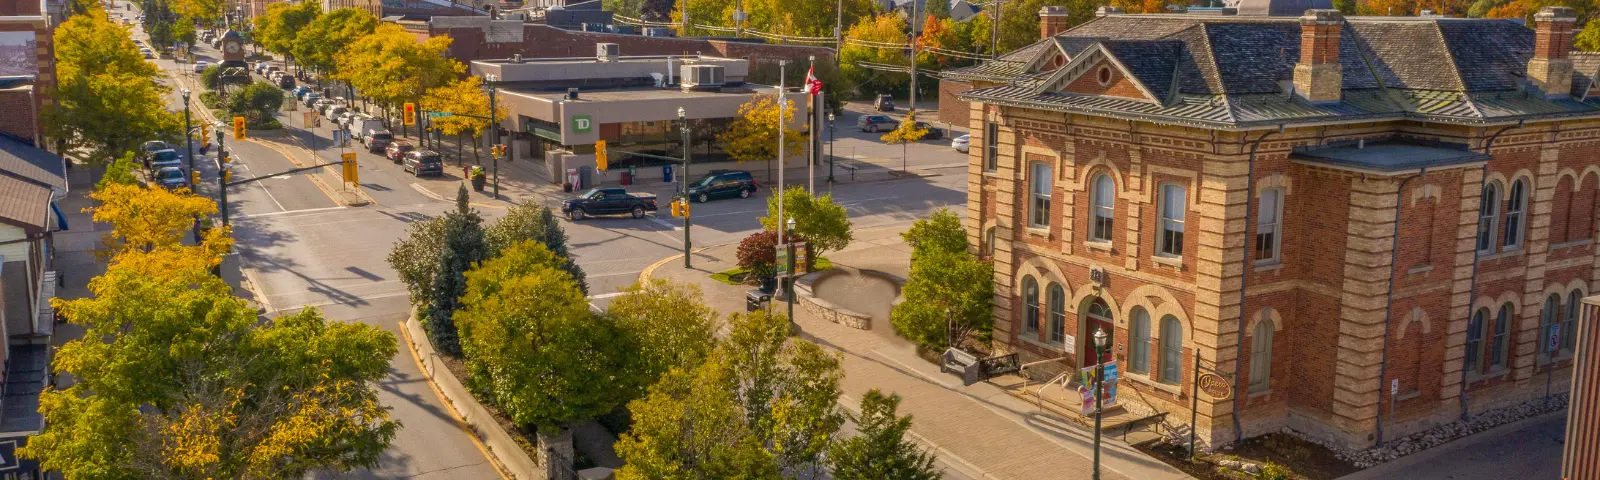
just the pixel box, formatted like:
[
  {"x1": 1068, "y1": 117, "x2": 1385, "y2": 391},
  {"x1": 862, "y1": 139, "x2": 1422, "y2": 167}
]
[
  {"x1": 1255, "y1": 188, "x2": 1284, "y2": 264},
  {"x1": 1157, "y1": 315, "x2": 1184, "y2": 385},
  {"x1": 1477, "y1": 183, "x2": 1500, "y2": 255},
  {"x1": 1157, "y1": 183, "x2": 1187, "y2": 258},
  {"x1": 1090, "y1": 174, "x2": 1114, "y2": 243},
  {"x1": 1465, "y1": 309, "x2": 1485, "y2": 377},
  {"x1": 1047, "y1": 283, "x2": 1067, "y2": 345},
  {"x1": 1128, "y1": 308, "x2": 1151, "y2": 375},
  {"x1": 983, "y1": 121, "x2": 999, "y2": 171},
  {"x1": 1503, "y1": 179, "x2": 1527, "y2": 251},
  {"x1": 1490, "y1": 304, "x2": 1512, "y2": 369},
  {"x1": 1029, "y1": 162, "x2": 1052, "y2": 229},
  {"x1": 1021, "y1": 276, "x2": 1040, "y2": 336}
]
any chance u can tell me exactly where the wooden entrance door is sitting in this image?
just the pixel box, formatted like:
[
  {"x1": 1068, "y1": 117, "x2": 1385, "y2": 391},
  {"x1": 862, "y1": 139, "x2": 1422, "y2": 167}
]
[{"x1": 1082, "y1": 298, "x2": 1115, "y2": 367}]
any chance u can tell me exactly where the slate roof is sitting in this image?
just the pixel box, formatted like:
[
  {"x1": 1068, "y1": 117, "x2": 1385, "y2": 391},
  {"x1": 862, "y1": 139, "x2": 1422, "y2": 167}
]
[
  {"x1": 954, "y1": 14, "x2": 1600, "y2": 129},
  {"x1": 0, "y1": 173, "x2": 50, "y2": 230},
  {"x1": 0, "y1": 136, "x2": 66, "y2": 192}
]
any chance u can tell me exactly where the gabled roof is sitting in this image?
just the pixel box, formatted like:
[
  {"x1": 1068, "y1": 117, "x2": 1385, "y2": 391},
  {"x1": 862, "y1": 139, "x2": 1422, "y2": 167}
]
[
  {"x1": 0, "y1": 136, "x2": 65, "y2": 192},
  {"x1": 956, "y1": 14, "x2": 1600, "y2": 129},
  {"x1": 1035, "y1": 41, "x2": 1181, "y2": 103},
  {"x1": 0, "y1": 173, "x2": 51, "y2": 230}
]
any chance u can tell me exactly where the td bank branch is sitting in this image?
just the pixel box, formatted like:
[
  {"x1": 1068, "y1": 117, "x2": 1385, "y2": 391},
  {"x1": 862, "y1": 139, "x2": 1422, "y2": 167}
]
[{"x1": 470, "y1": 45, "x2": 809, "y2": 187}]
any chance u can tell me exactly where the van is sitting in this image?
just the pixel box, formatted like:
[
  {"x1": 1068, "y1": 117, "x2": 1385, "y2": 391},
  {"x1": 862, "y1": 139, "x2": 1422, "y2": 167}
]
[{"x1": 357, "y1": 118, "x2": 387, "y2": 142}]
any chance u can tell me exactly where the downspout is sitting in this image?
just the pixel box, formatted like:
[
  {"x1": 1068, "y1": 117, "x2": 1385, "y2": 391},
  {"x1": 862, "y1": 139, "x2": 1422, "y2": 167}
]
[
  {"x1": 1456, "y1": 120, "x2": 1522, "y2": 420},
  {"x1": 1374, "y1": 165, "x2": 1429, "y2": 445},
  {"x1": 1230, "y1": 125, "x2": 1284, "y2": 444}
]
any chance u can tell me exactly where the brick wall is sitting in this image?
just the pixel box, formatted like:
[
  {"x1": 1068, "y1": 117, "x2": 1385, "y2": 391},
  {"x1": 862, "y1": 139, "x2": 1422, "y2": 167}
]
[
  {"x1": 434, "y1": 23, "x2": 832, "y2": 71},
  {"x1": 0, "y1": 89, "x2": 38, "y2": 141},
  {"x1": 938, "y1": 79, "x2": 972, "y2": 126}
]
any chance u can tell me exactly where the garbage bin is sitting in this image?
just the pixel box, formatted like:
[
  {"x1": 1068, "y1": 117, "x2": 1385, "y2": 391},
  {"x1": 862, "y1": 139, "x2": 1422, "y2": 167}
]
[
  {"x1": 620, "y1": 171, "x2": 632, "y2": 185},
  {"x1": 663, "y1": 164, "x2": 674, "y2": 183},
  {"x1": 746, "y1": 289, "x2": 772, "y2": 312}
]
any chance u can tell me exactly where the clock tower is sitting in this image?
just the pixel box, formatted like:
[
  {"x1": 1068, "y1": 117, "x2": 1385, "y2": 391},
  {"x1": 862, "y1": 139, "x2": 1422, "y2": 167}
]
[{"x1": 220, "y1": 29, "x2": 246, "y2": 66}]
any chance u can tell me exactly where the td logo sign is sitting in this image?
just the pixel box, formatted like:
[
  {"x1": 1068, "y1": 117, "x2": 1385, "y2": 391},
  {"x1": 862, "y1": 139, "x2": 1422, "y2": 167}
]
[{"x1": 571, "y1": 115, "x2": 593, "y2": 133}]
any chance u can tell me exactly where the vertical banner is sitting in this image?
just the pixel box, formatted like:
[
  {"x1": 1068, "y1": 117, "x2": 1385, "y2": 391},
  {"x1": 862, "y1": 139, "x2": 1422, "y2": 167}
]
[{"x1": 1076, "y1": 360, "x2": 1121, "y2": 415}]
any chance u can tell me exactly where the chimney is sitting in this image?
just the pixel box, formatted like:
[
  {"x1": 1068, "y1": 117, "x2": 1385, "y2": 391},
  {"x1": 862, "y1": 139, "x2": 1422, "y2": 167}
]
[
  {"x1": 1528, "y1": 6, "x2": 1577, "y2": 98},
  {"x1": 1291, "y1": 9, "x2": 1344, "y2": 104},
  {"x1": 1096, "y1": 6, "x2": 1122, "y2": 17},
  {"x1": 1040, "y1": 6, "x2": 1070, "y2": 39}
]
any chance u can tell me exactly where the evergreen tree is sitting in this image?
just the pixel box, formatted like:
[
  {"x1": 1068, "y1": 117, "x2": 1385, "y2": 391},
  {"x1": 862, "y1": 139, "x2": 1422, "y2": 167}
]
[
  {"x1": 425, "y1": 186, "x2": 487, "y2": 356},
  {"x1": 924, "y1": 0, "x2": 951, "y2": 20},
  {"x1": 827, "y1": 389, "x2": 941, "y2": 480},
  {"x1": 538, "y1": 206, "x2": 589, "y2": 295}
]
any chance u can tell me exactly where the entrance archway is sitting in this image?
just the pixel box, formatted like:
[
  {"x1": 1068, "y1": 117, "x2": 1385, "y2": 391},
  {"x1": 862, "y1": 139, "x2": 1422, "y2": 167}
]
[{"x1": 1079, "y1": 297, "x2": 1115, "y2": 368}]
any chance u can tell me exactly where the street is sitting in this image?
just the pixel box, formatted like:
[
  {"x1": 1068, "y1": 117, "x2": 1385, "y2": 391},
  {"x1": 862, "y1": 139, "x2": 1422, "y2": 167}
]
[{"x1": 127, "y1": 11, "x2": 974, "y2": 477}]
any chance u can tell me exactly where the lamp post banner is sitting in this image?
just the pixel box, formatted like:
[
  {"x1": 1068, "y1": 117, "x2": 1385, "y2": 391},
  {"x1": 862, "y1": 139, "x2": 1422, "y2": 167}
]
[{"x1": 1077, "y1": 361, "x2": 1120, "y2": 414}]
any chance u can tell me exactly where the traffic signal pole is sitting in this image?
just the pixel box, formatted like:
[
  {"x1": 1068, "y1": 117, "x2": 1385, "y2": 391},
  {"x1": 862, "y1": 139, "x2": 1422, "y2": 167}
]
[{"x1": 681, "y1": 115, "x2": 692, "y2": 269}]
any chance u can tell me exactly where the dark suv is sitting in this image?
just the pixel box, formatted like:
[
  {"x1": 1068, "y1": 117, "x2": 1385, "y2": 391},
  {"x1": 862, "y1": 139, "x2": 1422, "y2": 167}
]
[
  {"x1": 402, "y1": 150, "x2": 443, "y2": 177},
  {"x1": 687, "y1": 170, "x2": 758, "y2": 203}
]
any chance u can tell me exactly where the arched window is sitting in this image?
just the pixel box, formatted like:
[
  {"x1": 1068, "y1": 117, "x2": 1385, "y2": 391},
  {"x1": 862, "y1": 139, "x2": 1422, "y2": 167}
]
[
  {"x1": 1128, "y1": 307, "x2": 1151, "y2": 374},
  {"x1": 1466, "y1": 308, "x2": 1487, "y2": 373},
  {"x1": 1478, "y1": 183, "x2": 1500, "y2": 254},
  {"x1": 1255, "y1": 188, "x2": 1284, "y2": 263},
  {"x1": 1249, "y1": 315, "x2": 1274, "y2": 392},
  {"x1": 1504, "y1": 179, "x2": 1527, "y2": 250},
  {"x1": 1021, "y1": 276, "x2": 1039, "y2": 336},
  {"x1": 983, "y1": 226, "x2": 996, "y2": 258},
  {"x1": 1542, "y1": 294, "x2": 1563, "y2": 360},
  {"x1": 1567, "y1": 290, "x2": 1583, "y2": 353},
  {"x1": 1047, "y1": 283, "x2": 1067, "y2": 344},
  {"x1": 1159, "y1": 315, "x2": 1183, "y2": 385},
  {"x1": 1089, "y1": 173, "x2": 1114, "y2": 243},
  {"x1": 1491, "y1": 303, "x2": 1513, "y2": 369}
]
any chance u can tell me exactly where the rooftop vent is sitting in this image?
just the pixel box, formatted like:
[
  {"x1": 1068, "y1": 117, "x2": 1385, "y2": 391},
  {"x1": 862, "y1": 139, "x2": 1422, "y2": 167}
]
[
  {"x1": 597, "y1": 43, "x2": 619, "y2": 62},
  {"x1": 680, "y1": 65, "x2": 726, "y2": 91},
  {"x1": 513, "y1": 53, "x2": 523, "y2": 63},
  {"x1": 568, "y1": 88, "x2": 579, "y2": 100}
]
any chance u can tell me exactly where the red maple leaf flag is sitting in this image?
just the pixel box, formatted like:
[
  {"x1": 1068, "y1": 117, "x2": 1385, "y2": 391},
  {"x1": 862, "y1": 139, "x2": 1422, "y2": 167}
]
[{"x1": 804, "y1": 66, "x2": 823, "y2": 95}]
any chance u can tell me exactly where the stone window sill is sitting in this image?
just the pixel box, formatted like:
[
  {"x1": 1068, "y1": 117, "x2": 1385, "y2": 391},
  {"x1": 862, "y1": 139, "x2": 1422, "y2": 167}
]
[
  {"x1": 1019, "y1": 336, "x2": 1072, "y2": 356},
  {"x1": 1551, "y1": 239, "x2": 1593, "y2": 250},
  {"x1": 981, "y1": 170, "x2": 1003, "y2": 179},
  {"x1": 1396, "y1": 390, "x2": 1421, "y2": 401},
  {"x1": 1085, "y1": 240, "x2": 1113, "y2": 253},
  {"x1": 1408, "y1": 264, "x2": 1433, "y2": 275},
  {"x1": 1479, "y1": 249, "x2": 1524, "y2": 261},
  {"x1": 1466, "y1": 367, "x2": 1509, "y2": 384},
  {"x1": 1248, "y1": 387, "x2": 1272, "y2": 399},
  {"x1": 1126, "y1": 374, "x2": 1183, "y2": 395},
  {"x1": 1025, "y1": 227, "x2": 1050, "y2": 238},
  {"x1": 1253, "y1": 261, "x2": 1283, "y2": 273},
  {"x1": 1151, "y1": 255, "x2": 1184, "y2": 270}
]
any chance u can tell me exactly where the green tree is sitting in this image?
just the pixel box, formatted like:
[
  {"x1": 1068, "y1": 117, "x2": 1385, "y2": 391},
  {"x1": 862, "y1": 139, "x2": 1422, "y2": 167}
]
[
  {"x1": 891, "y1": 249, "x2": 994, "y2": 351},
  {"x1": 252, "y1": 1, "x2": 320, "y2": 63},
  {"x1": 615, "y1": 352, "x2": 781, "y2": 480},
  {"x1": 388, "y1": 217, "x2": 447, "y2": 303},
  {"x1": 902, "y1": 207, "x2": 967, "y2": 259},
  {"x1": 827, "y1": 389, "x2": 940, "y2": 480},
  {"x1": 1579, "y1": 22, "x2": 1600, "y2": 50},
  {"x1": 97, "y1": 152, "x2": 141, "y2": 190},
  {"x1": 425, "y1": 186, "x2": 487, "y2": 356},
  {"x1": 719, "y1": 94, "x2": 807, "y2": 179},
  {"x1": 881, "y1": 110, "x2": 930, "y2": 172},
  {"x1": 23, "y1": 187, "x2": 397, "y2": 477},
  {"x1": 291, "y1": 7, "x2": 379, "y2": 77},
  {"x1": 228, "y1": 81, "x2": 285, "y2": 123},
  {"x1": 487, "y1": 202, "x2": 589, "y2": 295},
  {"x1": 607, "y1": 279, "x2": 719, "y2": 395},
  {"x1": 925, "y1": 0, "x2": 951, "y2": 19},
  {"x1": 760, "y1": 185, "x2": 853, "y2": 269},
  {"x1": 173, "y1": 16, "x2": 197, "y2": 47},
  {"x1": 456, "y1": 241, "x2": 636, "y2": 430},
  {"x1": 337, "y1": 23, "x2": 463, "y2": 125},
  {"x1": 722, "y1": 310, "x2": 846, "y2": 473},
  {"x1": 839, "y1": 14, "x2": 909, "y2": 98}
]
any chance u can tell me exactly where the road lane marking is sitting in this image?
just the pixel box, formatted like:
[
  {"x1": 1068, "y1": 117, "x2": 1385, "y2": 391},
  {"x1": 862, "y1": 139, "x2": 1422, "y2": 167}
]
[
  {"x1": 647, "y1": 216, "x2": 680, "y2": 230},
  {"x1": 586, "y1": 292, "x2": 629, "y2": 300},
  {"x1": 234, "y1": 205, "x2": 349, "y2": 219}
]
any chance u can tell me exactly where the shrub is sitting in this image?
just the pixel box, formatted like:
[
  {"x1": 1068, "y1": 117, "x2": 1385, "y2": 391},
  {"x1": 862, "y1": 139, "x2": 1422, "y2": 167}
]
[{"x1": 737, "y1": 230, "x2": 778, "y2": 279}]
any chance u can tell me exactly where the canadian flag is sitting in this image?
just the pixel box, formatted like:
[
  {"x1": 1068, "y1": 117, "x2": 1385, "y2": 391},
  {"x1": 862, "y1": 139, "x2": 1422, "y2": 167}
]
[{"x1": 804, "y1": 66, "x2": 823, "y2": 95}]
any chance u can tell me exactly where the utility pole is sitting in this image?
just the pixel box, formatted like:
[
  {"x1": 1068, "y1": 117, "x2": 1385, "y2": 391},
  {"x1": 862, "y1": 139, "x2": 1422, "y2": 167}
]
[
  {"x1": 777, "y1": 60, "x2": 794, "y2": 325},
  {"x1": 679, "y1": 107, "x2": 692, "y2": 269},
  {"x1": 182, "y1": 88, "x2": 193, "y2": 173},
  {"x1": 990, "y1": 0, "x2": 1001, "y2": 59},
  {"x1": 835, "y1": 0, "x2": 844, "y2": 70},
  {"x1": 909, "y1": 0, "x2": 920, "y2": 109},
  {"x1": 485, "y1": 74, "x2": 500, "y2": 199},
  {"x1": 808, "y1": 55, "x2": 815, "y2": 195}
]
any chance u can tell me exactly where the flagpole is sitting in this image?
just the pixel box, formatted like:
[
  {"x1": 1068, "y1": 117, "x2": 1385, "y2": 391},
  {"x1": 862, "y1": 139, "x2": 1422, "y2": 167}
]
[{"x1": 808, "y1": 56, "x2": 815, "y2": 195}]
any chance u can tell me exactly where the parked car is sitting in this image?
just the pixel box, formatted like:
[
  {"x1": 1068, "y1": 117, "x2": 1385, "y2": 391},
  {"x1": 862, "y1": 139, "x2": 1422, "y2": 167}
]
[
  {"x1": 856, "y1": 115, "x2": 897, "y2": 133},
  {"x1": 952, "y1": 134, "x2": 970, "y2": 153},
  {"x1": 874, "y1": 94, "x2": 895, "y2": 112},
  {"x1": 561, "y1": 188, "x2": 658, "y2": 220},
  {"x1": 385, "y1": 141, "x2": 415, "y2": 164},
  {"x1": 366, "y1": 132, "x2": 393, "y2": 153},
  {"x1": 687, "y1": 170, "x2": 758, "y2": 203},
  {"x1": 155, "y1": 166, "x2": 188, "y2": 190},
  {"x1": 355, "y1": 117, "x2": 387, "y2": 141},
  {"x1": 139, "y1": 48, "x2": 153, "y2": 59},
  {"x1": 140, "y1": 140, "x2": 169, "y2": 167},
  {"x1": 277, "y1": 75, "x2": 295, "y2": 89},
  {"x1": 292, "y1": 85, "x2": 311, "y2": 99},
  {"x1": 148, "y1": 149, "x2": 182, "y2": 171},
  {"x1": 913, "y1": 122, "x2": 945, "y2": 140},
  {"x1": 324, "y1": 105, "x2": 347, "y2": 119},
  {"x1": 401, "y1": 150, "x2": 443, "y2": 176},
  {"x1": 303, "y1": 93, "x2": 322, "y2": 107},
  {"x1": 192, "y1": 60, "x2": 208, "y2": 73},
  {"x1": 254, "y1": 62, "x2": 268, "y2": 74}
]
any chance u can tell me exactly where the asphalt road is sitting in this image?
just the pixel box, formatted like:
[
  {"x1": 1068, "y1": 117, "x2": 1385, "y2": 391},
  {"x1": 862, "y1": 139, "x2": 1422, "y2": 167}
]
[{"x1": 126, "y1": 7, "x2": 974, "y2": 476}]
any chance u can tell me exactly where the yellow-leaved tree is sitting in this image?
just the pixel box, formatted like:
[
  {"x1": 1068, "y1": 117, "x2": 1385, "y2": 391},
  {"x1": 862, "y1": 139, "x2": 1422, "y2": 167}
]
[
  {"x1": 880, "y1": 110, "x2": 929, "y2": 172},
  {"x1": 47, "y1": 10, "x2": 181, "y2": 164},
  {"x1": 718, "y1": 94, "x2": 806, "y2": 182},
  {"x1": 337, "y1": 23, "x2": 463, "y2": 132},
  {"x1": 420, "y1": 76, "x2": 506, "y2": 162},
  {"x1": 21, "y1": 184, "x2": 400, "y2": 478}
]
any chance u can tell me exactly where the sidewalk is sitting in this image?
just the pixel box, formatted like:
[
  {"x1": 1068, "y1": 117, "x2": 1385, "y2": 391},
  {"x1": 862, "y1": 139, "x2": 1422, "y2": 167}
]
[{"x1": 645, "y1": 224, "x2": 1190, "y2": 480}]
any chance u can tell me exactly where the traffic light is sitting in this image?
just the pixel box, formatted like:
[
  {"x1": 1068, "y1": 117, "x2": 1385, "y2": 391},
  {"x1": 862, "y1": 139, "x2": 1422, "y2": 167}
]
[
  {"x1": 232, "y1": 116, "x2": 246, "y2": 140},
  {"x1": 200, "y1": 123, "x2": 210, "y2": 142},
  {"x1": 341, "y1": 152, "x2": 359, "y2": 188},
  {"x1": 670, "y1": 200, "x2": 681, "y2": 217},
  {"x1": 491, "y1": 144, "x2": 507, "y2": 159},
  {"x1": 191, "y1": 170, "x2": 200, "y2": 185},
  {"x1": 594, "y1": 140, "x2": 608, "y2": 172},
  {"x1": 403, "y1": 103, "x2": 416, "y2": 126}
]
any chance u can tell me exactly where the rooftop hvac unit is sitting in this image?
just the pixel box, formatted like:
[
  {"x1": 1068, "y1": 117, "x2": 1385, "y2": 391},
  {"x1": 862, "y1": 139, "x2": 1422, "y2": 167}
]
[
  {"x1": 680, "y1": 65, "x2": 725, "y2": 91},
  {"x1": 643, "y1": 27, "x2": 676, "y2": 37},
  {"x1": 596, "y1": 43, "x2": 619, "y2": 62},
  {"x1": 513, "y1": 53, "x2": 523, "y2": 63}
]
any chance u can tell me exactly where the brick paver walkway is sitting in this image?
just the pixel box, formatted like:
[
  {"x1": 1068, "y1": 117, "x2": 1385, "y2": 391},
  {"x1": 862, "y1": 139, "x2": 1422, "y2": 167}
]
[{"x1": 647, "y1": 224, "x2": 1190, "y2": 480}]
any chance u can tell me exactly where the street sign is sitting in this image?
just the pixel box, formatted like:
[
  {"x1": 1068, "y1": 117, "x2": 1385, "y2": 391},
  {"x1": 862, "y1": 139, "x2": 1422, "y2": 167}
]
[
  {"x1": 792, "y1": 241, "x2": 808, "y2": 275},
  {"x1": 1076, "y1": 360, "x2": 1120, "y2": 415},
  {"x1": 1547, "y1": 324, "x2": 1563, "y2": 353},
  {"x1": 429, "y1": 111, "x2": 454, "y2": 118},
  {"x1": 775, "y1": 244, "x2": 790, "y2": 277},
  {"x1": 1197, "y1": 372, "x2": 1233, "y2": 400},
  {"x1": 594, "y1": 140, "x2": 608, "y2": 172},
  {"x1": 341, "y1": 152, "x2": 358, "y2": 187}
]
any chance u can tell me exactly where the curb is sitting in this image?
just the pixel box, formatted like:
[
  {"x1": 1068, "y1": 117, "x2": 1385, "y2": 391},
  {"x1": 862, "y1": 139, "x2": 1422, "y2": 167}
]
[{"x1": 398, "y1": 314, "x2": 529, "y2": 479}]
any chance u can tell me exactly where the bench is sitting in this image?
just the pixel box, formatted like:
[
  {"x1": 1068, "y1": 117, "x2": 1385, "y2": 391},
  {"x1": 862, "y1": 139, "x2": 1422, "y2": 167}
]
[{"x1": 942, "y1": 349, "x2": 1021, "y2": 386}]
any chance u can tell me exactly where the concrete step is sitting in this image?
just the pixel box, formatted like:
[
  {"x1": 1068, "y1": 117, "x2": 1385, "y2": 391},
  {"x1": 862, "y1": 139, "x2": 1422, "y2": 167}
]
[{"x1": 991, "y1": 373, "x2": 1166, "y2": 435}]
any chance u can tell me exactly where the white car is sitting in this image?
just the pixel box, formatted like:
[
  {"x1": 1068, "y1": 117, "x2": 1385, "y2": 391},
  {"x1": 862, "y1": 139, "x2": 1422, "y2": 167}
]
[
  {"x1": 192, "y1": 60, "x2": 208, "y2": 73},
  {"x1": 952, "y1": 134, "x2": 970, "y2": 153}
]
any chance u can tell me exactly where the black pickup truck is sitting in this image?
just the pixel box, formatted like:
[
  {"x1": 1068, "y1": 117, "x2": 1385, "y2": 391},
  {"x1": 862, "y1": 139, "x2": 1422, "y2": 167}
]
[{"x1": 561, "y1": 188, "x2": 658, "y2": 221}]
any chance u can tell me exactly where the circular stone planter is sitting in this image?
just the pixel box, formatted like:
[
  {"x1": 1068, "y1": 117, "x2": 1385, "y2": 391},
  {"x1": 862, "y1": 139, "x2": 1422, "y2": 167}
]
[{"x1": 794, "y1": 267, "x2": 904, "y2": 330}]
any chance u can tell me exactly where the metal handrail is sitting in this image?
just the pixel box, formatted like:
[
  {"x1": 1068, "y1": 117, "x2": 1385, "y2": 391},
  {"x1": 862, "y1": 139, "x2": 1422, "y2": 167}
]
[{"x1": 1019, "y1": 356, "x2": 1072, "y2": 401}]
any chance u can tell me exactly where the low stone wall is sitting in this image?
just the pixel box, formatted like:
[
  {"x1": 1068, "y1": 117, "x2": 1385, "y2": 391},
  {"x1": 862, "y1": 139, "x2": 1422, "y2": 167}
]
[
  {"x1": 402, "y1": 314, "x2": 573, "y2": 479},
  {"x1": 793, "y1": 268, "x2": 904, "y2": 330}
]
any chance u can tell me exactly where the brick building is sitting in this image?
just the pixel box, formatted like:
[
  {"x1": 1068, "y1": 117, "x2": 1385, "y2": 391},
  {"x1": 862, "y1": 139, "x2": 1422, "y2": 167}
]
[
  {"x1": 1565, "y1": 295, "x2": 1600, "y2": 480},
  {"x1": 0, "y1": 0, "x2": 58, "y2": 145},
  {"x1": 426, "y1": 18, "x2": 833, "y2": 73},
  {"x1": 951, "y1": 1, "x2": 1600, "y2": 450}
]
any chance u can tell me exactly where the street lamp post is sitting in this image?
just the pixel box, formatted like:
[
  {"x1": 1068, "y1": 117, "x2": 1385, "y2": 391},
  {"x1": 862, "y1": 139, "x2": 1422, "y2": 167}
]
[
  {"x1": 182, "y1": 88, "x2": 193, "y2": 173},
  {"x1": 484, "y1": 73, "x2": 500, "y2": 199},
  {"x1": 679, "y1": 107, "x2": 692, "y2": 269},
  {"x1": 1092, "y1": 327, "x2": 1109, "y2": 480},
  {"x1": 786, "y1": 216, "x2": 796, "y2": 323},
  {"x1": 826, "y1": 111, "x2": 835, "y2": 189},
  {"x1": 215, "y1": 126, "x2": 229, "y2": 226}
]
